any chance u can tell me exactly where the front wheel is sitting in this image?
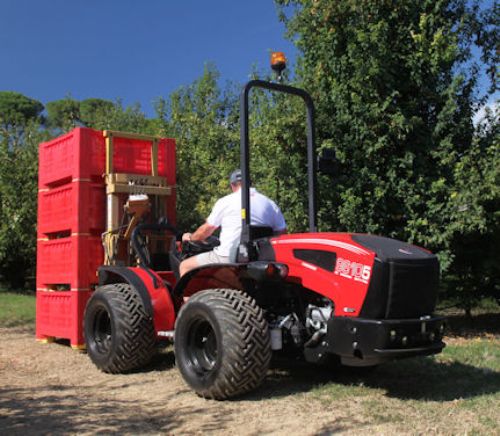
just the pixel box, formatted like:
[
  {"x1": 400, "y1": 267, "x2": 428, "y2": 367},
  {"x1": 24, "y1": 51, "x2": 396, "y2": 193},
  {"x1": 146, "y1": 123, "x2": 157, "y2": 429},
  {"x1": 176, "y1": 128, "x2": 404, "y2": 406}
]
[
  {"x1": 84, "y1": 283, "x2": 156, "y2": 373},
  {"x1": 174, "y1": 288, "x2": 271, "y2": 399}
]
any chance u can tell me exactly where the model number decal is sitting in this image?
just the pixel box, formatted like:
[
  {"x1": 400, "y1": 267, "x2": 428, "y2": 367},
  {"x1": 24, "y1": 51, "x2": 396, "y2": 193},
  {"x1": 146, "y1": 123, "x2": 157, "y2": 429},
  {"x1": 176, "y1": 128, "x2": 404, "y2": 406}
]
[{"x1": 334, "y1": 257, "x2": 371, "y2": 284}]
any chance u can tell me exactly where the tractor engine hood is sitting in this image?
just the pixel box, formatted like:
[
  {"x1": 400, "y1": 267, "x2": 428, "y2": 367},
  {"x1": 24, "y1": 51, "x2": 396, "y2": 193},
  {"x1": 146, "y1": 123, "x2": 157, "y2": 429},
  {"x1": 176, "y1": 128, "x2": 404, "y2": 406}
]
[
  {"x1": 268, "y1": 233, "x2": 439, "y2": 320},
  {"x1": 351, "y1": 234, "x2": 440, "y2": 320},
  {"x1": 350, "y1": 234, "x2": 435, "y2": 262}
]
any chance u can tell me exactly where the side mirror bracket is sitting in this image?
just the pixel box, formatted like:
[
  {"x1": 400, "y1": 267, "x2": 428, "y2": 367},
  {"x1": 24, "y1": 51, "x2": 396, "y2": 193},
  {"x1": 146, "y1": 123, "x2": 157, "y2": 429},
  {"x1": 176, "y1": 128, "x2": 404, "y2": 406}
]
[{"x1": 318, "y1": 148, "x2": 337, "y2": 176}]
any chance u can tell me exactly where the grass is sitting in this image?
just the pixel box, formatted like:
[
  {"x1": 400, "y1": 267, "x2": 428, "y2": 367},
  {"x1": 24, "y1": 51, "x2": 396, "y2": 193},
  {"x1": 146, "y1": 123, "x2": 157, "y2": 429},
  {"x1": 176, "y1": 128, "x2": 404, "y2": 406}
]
[
  {"x1": 308, "y1": 338, "x2": 500, "y2": 433},
  {"x1": 442, "y1": 336, "x2": 499, "y2": 370},
  {"x1": 0, "y1": 291, "x2": 35, "y2": 327},
  {"x1": 263, "y1": 304, "x2": 499, "y2": 433}
]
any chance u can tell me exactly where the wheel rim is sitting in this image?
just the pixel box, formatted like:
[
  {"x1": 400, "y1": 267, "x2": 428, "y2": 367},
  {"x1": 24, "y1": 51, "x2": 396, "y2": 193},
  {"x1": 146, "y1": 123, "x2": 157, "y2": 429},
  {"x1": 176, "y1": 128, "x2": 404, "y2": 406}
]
[
  {"x1": 92, "y1": 307, "x2": 112, "y2": 355},
  {"x1": 186, "y1": 318, "x2": 218, "y2": 374}
]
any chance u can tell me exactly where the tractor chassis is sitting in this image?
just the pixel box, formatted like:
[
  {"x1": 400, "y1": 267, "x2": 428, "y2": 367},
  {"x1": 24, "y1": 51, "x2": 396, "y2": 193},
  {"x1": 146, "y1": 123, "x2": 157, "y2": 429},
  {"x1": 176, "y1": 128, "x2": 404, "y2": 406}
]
[{"x1": 304, "y1": 315, "x2": 446, "y2": 367}]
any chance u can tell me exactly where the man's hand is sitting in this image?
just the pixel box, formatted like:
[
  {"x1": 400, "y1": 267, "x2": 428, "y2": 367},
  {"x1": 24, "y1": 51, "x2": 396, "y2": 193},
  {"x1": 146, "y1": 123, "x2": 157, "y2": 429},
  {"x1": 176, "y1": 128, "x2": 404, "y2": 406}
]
[{"x1": 182, "y1": 222, "x2": 218, "y2": 243}]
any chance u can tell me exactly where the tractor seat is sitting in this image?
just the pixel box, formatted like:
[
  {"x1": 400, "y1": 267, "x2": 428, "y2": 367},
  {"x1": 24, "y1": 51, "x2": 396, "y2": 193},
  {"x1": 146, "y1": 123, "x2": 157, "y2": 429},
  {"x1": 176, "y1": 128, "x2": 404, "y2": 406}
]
[{"x1": 229, "y1": 226, "x2": 274, "y2": 263}]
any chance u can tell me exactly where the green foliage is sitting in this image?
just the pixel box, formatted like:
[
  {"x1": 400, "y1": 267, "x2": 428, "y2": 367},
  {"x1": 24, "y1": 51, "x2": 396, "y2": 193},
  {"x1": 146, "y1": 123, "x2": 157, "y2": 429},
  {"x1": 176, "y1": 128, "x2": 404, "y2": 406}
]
[
  {"x1": 45, "y1": 96, "x2": 150, "y2": 133},
  {"x1": 276, "y1": 0, "x2": 498, "y2": 305},
  {"x1": 79, "y1": 98, "x2": 115, "y2": 127},
  {"x1": 80, "y1": 99, "x2": 150, "y2": 132},
  {"x1": 0, "y1": 91, "x2": 44, "y2": 128},
  {"x1": 46, "y1": 97, "x2": 80, "y2": 130},
  {"x1": 0, "y1": 91, "x2": 49, "y2": 288},
  {"x1": 161, "y1": 64, "x2": 240, "y2": 230},
  {"x1": 0, "y1": 121, "x2": 51, "y2": 288},
  {"x1": 443, "y1": 106, "x2": 499, "y2": 313}
]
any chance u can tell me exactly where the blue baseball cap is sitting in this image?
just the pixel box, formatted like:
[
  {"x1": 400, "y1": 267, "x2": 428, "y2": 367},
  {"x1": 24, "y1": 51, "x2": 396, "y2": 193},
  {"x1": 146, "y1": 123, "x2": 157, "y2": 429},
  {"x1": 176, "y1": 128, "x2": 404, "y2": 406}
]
[{"x1": 229, "y1": 169, "x2": 242, "y2": 185}]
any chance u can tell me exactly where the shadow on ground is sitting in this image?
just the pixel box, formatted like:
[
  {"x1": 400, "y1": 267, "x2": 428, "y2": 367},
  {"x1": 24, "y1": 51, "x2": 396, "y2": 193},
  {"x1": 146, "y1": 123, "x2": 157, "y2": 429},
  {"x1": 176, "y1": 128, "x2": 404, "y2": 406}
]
[
  {"x1": 244, "y1": 353, "x2": 500, "y2": 402},
  {"x1": 140, "y1": 347, "x2": 176, "y2": 373},
  {"x1": 444, "y1": 312, "x2": 500, "y2": 337},
  {"x1": 126, "y1": 331, "x2": 499, "y2": 403},
  {"x1": 0, "y1": 384, "x2": 204, "y2": 434}
]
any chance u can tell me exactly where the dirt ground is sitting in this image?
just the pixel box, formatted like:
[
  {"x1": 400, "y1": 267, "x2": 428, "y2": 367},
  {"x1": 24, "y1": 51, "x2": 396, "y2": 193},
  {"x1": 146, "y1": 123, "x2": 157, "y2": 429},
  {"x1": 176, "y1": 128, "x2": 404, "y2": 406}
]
[
  {"x1": 0, "y1": 326, "x2": 498, "y2": 435},
  {"x1": 1, "y1": 327, "x2": 355, "y2": 435}
]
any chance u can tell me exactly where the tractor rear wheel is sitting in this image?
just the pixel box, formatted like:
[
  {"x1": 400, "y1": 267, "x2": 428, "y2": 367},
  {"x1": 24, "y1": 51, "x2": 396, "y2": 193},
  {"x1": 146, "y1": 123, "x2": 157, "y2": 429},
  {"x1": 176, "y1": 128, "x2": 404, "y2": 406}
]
[
  {"x1": 174, "y1": 288, "x2": 271, "y2": 399},
  {"x1": 84, "y1": 283, "x2": 156, "y2": 373}
]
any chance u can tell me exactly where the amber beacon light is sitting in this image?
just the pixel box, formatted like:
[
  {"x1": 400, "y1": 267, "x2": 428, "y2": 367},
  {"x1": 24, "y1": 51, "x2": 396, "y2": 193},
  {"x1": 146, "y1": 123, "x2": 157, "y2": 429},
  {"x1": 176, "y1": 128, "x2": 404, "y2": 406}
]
[{"x1": 271, "y1": 51, "x2": 287, "y2": 78}]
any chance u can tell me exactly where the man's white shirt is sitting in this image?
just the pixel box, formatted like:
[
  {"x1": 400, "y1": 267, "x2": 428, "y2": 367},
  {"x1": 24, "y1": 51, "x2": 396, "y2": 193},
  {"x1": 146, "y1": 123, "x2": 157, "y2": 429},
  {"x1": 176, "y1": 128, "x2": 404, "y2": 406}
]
[{"x1": 206, "y1": 188, "x2": 286, "y2": 256}]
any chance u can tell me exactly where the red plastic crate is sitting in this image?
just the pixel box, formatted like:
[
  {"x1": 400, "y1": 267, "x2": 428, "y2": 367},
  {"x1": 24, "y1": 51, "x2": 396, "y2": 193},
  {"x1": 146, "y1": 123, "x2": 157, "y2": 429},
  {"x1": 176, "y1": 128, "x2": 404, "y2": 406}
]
[
  {"x1": 37, "y1": 181, "x2": 105, "y2": 237},
  {"x1": 158, "y1": 138, "x2": 177, "y2": 224},
  {"x1": 160, "y1": 138, "x2": 176, "y2": 186},
  {"x1": 36, "y1": 128, "x2": 176, "y2": 347},
  {"x1": 38, "y1": 128, "x2": 105, "y2": 187},
  {"x1": 38, "y1": 128, "x2": 177, "y2": 187},
  {"x1": 36, "y1": 290, "x2": 93, "y2": 348},
  {"x1": 112, "y1": 137, "x2": 175, "y2": 178},
  {"x1": 36, "y1": 235, "x2": 103, "y2": 290}
]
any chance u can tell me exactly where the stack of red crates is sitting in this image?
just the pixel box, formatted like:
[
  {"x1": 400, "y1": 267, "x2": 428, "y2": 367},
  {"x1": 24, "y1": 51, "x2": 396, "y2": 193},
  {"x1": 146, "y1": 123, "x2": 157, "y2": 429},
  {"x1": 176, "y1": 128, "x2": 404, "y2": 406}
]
[{"x1": 36, "y1": 127, "x2": 176, "y2": 349}]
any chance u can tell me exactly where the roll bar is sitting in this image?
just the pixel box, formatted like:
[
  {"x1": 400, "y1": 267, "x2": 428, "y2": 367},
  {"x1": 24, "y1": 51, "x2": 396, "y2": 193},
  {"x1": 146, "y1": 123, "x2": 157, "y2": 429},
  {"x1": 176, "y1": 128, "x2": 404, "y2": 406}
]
[{"x1": 239, "y1": 80, "x2": 317, "y2": 246}]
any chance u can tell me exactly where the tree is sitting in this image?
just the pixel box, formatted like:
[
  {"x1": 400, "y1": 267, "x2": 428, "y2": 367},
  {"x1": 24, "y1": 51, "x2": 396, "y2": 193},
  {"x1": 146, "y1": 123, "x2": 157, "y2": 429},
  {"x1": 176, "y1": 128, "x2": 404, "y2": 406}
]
[
  {"x1": 0, "y1": 92, "x2": 46, "y2": 288},
  {"x1": 276, "y1": 0, "x2": 498, "y2": 308},
  {"x1": 0, "y1": 122, "x2": 51, "y2": 288},
  {"x1": 79, "y1": 98, "x2": 114, "y2": 127},
  {"x1": 46, "y1": 97, "x2": 80, "y2": 130},
  {"x1": 0, "y1": 92, "x2": 50, "y2": 288},
  {"x1": 45, "y1": 95, "x2": 151, "y2": 134},
  {"x1": 443, "y1": 106, "x2": 499, "y2": 314},
  {"x1": 0, "y1": 91, "x2": 44, "y2": 128},
  {"x1": 81, "y1": 99, "x2": 150, "y2": 132},
  {"x1": 163, "y1": 65, "x2": 240, "y2": 230}
]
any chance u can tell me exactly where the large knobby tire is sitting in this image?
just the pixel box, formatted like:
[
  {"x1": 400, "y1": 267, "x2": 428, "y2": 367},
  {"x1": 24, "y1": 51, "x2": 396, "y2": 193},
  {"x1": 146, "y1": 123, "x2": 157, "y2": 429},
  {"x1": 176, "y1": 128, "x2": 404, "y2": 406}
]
[
  {"x1": 84, "y1": 283, "x2": 156, "y2": 373},
  {"x1": 174, "y1": 288, "x2": 271, "y2": 400}
]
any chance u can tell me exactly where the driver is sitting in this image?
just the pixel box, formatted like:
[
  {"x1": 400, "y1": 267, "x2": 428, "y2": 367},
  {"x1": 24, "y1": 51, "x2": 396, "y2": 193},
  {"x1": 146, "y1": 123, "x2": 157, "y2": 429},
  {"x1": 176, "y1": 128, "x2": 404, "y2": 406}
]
[{"x1": 179, "y1": 169, "x2": 287, "y2": 277}]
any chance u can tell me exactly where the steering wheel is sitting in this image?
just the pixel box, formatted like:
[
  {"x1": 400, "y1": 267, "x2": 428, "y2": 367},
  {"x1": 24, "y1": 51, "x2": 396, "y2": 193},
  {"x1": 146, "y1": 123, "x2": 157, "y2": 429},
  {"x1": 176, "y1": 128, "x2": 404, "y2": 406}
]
[{"x1": 181, "y1": 235, "x2": 220, "y2": 259}]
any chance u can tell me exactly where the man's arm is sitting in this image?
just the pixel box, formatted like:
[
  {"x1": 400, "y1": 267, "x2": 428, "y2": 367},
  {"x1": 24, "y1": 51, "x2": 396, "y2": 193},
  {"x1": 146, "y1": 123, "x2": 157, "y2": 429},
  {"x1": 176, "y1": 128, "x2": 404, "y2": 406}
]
[{"x1": 182, "y1": 222, "x2": 218, "y2": 242}]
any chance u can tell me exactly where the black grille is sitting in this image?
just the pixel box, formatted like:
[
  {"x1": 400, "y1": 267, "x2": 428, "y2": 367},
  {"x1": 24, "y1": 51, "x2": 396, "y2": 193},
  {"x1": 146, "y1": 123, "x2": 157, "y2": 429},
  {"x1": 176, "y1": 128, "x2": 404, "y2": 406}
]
[
  {"x1": 353, "y1": 234, "x2": 440, "y2": 319},
  {"x1": 385, "y1": 259, "x2": 439, "y2": 318}
]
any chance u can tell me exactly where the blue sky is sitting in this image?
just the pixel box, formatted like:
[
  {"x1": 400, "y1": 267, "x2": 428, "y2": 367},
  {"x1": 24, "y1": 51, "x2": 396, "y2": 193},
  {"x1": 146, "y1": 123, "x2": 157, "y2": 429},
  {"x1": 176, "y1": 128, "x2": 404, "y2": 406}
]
[
  {"x1": 1, "y1": 0, "x2": 496, "y2": 119},
  {"x1": 1, "y1": 0, "x2": 296, "y2": 116}
]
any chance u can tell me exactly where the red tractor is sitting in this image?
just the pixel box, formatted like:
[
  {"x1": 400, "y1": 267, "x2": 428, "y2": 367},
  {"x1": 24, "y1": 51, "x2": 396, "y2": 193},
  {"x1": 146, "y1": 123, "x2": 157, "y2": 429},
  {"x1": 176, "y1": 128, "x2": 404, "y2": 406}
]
[{"x1": 83, "y1": 55, "x2": 446, "y2": 400}]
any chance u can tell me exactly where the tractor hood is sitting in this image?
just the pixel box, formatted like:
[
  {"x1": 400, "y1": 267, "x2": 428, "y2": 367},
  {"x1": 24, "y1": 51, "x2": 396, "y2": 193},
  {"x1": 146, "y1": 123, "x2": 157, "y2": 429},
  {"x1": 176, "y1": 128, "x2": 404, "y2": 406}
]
[
  {"x1": 350, "y1": 234, "x2": 435, "y2": 262},
  {"x1": 351, "y1": 234, "x2": 440, "y2": 319},
  {"x1": 267, "y1": 232, "x2": 439, "y2": 320}
]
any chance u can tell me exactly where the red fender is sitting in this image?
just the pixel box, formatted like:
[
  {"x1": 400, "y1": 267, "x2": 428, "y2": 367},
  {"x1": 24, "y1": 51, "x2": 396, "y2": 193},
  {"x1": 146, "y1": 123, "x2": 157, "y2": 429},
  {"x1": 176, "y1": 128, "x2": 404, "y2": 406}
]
[
  {"x1": 128, "y1": 267, "x2": 177, "y2": 334},
  {"x1": 98, "y1": 266, "x2": 177, "y2": 337}
]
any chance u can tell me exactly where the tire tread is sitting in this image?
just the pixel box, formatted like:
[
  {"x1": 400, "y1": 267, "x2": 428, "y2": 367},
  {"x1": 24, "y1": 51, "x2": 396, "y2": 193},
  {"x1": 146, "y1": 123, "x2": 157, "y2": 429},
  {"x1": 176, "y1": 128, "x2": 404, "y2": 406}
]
[
  {"x1": 175, "y1": 288, "x2": 271, "y2": 399},
  {"x1": 85, "y1": 283, "x2": 156, "y2": 373}
]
